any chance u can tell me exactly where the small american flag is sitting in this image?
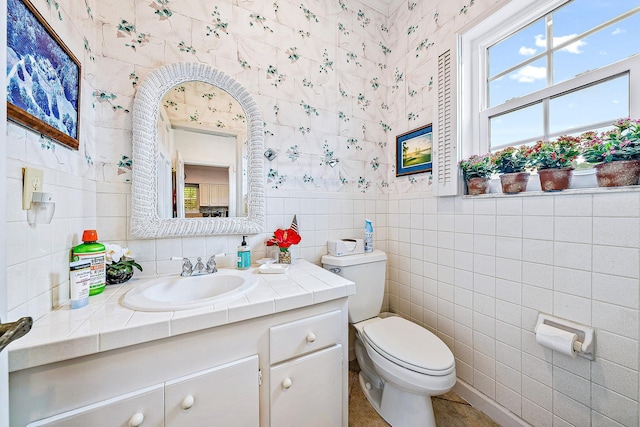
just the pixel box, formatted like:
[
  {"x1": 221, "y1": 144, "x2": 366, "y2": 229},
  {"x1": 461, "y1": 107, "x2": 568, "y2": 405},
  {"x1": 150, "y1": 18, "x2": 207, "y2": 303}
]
[{"x1": 290, "y1": 215, "x2": 298, "y2": 233}]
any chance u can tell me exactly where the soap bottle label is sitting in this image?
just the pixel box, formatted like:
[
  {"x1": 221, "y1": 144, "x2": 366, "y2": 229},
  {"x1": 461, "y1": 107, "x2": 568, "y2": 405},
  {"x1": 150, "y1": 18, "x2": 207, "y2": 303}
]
[{"x1": 237, "y1": 250, "x2": 251, "y2": 270}]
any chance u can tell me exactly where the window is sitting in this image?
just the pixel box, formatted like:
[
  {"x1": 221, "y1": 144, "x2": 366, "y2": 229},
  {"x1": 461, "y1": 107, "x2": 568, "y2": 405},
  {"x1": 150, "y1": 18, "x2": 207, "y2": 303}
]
[
  {"x1": 184, "y1": 184, "x2": 199, "y2": 212},
  {"x1": 460, "y1": 0, "x2": 640, "y2": 162}
]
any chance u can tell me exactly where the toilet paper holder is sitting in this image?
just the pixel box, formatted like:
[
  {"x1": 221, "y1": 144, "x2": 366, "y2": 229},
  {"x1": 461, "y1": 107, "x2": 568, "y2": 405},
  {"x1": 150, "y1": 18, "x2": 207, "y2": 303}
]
[{"x1": 535, "y1": 313, "x2": 595, "y2": 360}]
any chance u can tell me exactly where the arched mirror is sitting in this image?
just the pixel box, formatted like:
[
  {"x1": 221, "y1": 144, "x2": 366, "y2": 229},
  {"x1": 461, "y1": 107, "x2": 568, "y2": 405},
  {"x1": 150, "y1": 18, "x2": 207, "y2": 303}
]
[{"x1": 131, "y1": 62, "x2": 265, "y2": 238}]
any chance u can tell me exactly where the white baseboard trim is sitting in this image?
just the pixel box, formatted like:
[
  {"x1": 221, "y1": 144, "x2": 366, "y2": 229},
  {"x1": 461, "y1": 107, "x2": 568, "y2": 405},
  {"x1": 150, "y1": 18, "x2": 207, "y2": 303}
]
[{"x1": 453, "y1": 380, "x2": 530, "y2": 427}]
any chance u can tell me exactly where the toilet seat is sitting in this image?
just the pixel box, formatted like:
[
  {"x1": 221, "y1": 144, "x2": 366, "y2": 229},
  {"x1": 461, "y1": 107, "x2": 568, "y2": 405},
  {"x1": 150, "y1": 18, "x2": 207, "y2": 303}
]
[{"x1": 361, "y1": 317, "x2": 454, "y2": 376}]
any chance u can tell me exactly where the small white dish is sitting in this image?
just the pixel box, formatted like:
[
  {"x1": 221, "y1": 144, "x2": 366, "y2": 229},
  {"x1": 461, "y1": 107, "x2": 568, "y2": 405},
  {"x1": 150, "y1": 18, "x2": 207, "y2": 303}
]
[{"x1": 258, "y1": 263, "x2": 289, "y2": 274}]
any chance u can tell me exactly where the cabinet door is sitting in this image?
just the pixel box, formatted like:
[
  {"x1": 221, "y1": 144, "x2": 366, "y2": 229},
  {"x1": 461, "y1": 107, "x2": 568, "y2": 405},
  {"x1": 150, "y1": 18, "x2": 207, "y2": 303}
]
[
  {"x1": 199, "y1": 183, "x2": 210, "y2": 206},
  {"x1": 217, "y1": 184, "x2": 229, "y2": 205},
  {"x1": 27, "y1": 384, "x2": 164, "y2": 427},
  {"x1": 270, "y1": 345, "x2": 342, "y2": 427},
  {"x1": 208, "y1": 184, "x2": 220, "y2": 206},
  {"x1": 165, "y1": 355, "x2": 259, "y2": 427}
]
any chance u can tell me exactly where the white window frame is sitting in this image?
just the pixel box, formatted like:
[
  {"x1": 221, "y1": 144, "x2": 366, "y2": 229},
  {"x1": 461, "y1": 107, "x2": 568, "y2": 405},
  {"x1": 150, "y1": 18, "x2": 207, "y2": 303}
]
[{"x1": 460, "y1": 0, "x2": 640, "y2": 163}]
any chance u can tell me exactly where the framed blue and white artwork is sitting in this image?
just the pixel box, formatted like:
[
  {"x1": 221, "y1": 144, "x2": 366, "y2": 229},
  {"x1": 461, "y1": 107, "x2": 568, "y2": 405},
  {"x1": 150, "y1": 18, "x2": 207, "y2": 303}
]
[{"x1": 7, "y1": 0, "x2": 81, "y2": 150}]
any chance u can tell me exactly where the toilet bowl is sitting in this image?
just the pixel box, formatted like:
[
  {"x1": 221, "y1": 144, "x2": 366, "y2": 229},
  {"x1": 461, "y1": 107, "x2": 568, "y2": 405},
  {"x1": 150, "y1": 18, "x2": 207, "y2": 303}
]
[
  {"x1": 353, "y1": 316, "x2": 456, "y2": 427},
  {"x1": 321, "y1": 251, "x2": 456, "y2": 427}
]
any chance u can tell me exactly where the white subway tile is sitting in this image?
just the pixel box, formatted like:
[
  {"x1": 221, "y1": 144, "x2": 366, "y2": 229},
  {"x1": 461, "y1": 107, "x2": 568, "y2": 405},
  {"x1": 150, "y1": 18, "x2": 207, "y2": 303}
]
[
  {"x1": 523, "y1": 196, "x2": 554, "y2": 216},
  {"x1": 554, "y1": 216, "x2": 592, "y2": 244},
  {"x1": 593, "y1": 192, "x2": 640, "y2": 217},
  {"x1": 552, "y1": 366, "x2": 590, "y2": 406},
  {"x1": 474, "y1": 214, "x2": 496, "y2": 236},
  {"x1": 496, "y1": 320, "x2": 521, "y2": 348},
  {"x1": 496, "y1": 258, "x2": 522, "y2": 282},
  {"x1": 522, "y1": 353, "x2": 553, "y2": 387},
  {"x1": 522, "y1": 284, "x2": 553, "y2": 312},
  {"x1": 474, "y1": 370, "x2": 496, "y2": 399},
  {"x1": 497, "y1": 215, "x2": 523, "y2": 238},
  {"x1": 596, "y1": 330, "x2": 639, "y2": 371},
  {"x1": 496, "y1": 300, "x2": 522, "y2": 327},
  {"x1": 553, "y1": 267, "x2": 591, "y2": 298},
  {"x1": 474, "y1": 234, "x2": 496, "y2": 256},
  {"x1": 553, "y1": 391, "x2": 591, "y2": 427},
  {"x1": 523, "y1": 239, "x2": 554, "y2": 265},
  {"x1": 522, "y1": 375, "x2": 552, "y2": 411},
  {"x1": 554, "y1": 241, "x2": 592, "y2": 271},
  {"x1": 497, "y1": 197, "x2": 523, "y2": 215},
  {"x1": 496, "y1": 383, "x2": 522, "y2": 416},
  {"x1": 593, "y1": 217, "x2": 640, "y2": 248},
  {"x1": 496, "y1": 236, "x2": 522, "y2": 260},
  {"x1": 555, "y1": 194, "x2": 592, "y2": 217},
  {"x1": 496, "y1": 341, "x2": 522, "y2": 369},
  {"x1": 591, "y1": 383, "x2": 639, "y2": 426},
  {"x1": 553, "y1": 292, "x2": 591, "y2": 326},
  {"x1": 522, "y1": 398, "x2": 552, "y2": 427},
  {"x1": 523, "y1": 215, "x2": 554, "y2": 240},
  {"x1": 495, "y1": 278, "x2": 522, "y2": 304},
  {"x1": 592, "y1": 273, "x2": 639, "y2": 309},
  {"x1": 592, "y1": 301, "x2": 639, "y2": 340},
  {"x1": 592, "y1": 245, "x2": 639, "y2": 279},
  {"x1": 474, "y1": 273, "x2": 496, "y2": 297},
  {"x1": 591, "y1": 358, "x2": 639, "y2": 401}
]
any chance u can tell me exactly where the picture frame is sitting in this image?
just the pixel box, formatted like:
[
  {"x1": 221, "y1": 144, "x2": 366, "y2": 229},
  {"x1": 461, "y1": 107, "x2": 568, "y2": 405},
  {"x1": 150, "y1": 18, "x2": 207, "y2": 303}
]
[
  {"x1": 396, "y1": 123, "x2": 433, "y2": 176},
  {"x1": 6, "y1": 0, "x2": 81, "y2": 150}
]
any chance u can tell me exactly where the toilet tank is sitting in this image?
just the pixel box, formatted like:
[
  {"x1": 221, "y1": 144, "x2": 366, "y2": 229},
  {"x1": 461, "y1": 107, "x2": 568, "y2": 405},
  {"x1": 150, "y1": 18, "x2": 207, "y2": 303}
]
[{"x1": 321, "y1": 250, "x2": 387, "y2": 323}]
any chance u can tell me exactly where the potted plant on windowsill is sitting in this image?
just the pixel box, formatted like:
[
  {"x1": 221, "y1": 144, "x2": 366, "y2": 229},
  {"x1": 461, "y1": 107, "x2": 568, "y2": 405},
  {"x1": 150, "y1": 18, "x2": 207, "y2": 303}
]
[
  {"x1": 581, "y1": 118, "x2": 640, "y2": 187},
  {"x1": 459, "y1": 154, "x2": 495, "y2": 195},
  {"x1": 491, "y1": 145, "x2": 533, "y2": 194},
  {"x1": 530, "y1": 136, "x2": 581, "y2": 191}
]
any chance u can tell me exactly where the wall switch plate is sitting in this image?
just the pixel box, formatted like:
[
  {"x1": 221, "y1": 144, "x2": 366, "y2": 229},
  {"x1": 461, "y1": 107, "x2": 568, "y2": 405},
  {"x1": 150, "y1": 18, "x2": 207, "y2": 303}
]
[{"x1": 22, "y1": 167, "x2": 44, "y2": 210}]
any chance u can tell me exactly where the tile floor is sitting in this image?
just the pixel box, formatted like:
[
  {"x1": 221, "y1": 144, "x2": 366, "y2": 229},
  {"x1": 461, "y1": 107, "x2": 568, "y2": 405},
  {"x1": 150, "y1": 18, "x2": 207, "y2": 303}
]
[{"x1": 348, "y1": 361, "x2": 500, "y2": 427}]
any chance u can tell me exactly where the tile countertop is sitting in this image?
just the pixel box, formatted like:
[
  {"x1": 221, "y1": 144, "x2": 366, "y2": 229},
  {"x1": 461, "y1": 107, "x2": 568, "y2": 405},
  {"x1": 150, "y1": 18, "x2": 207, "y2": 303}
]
[{"x1": 8, "y1": 260, "x2": 355, "y2": 373}]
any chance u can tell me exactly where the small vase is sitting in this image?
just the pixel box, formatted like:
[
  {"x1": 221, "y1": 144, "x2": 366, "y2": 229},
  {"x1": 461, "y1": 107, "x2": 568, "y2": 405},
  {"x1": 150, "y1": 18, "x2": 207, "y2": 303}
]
[
  {"x1": 466, "y1": 177, "x2": 491, "y2": 195},
  {"x1": 106, "y1": 265, "x2": 134, "y2": 285},
  {"x1": 594, "y1": 160, "x2": 640, "y2": 187},
  {"x1": 499, "y1": 172, "x2": 530, "y2": 194},
  {"x1": 538, "y1": 168, "x2": 573, "y2": 192},
  {"x1": 278, "y1": 250, "x2": 291, "y2": 264}
]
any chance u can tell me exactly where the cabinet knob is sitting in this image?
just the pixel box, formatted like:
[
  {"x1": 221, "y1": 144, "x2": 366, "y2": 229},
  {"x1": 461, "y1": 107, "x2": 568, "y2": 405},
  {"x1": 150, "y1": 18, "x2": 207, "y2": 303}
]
[
  {"x1": 128, "y1": 412, "x2": 145, "y2": 426},
  {"x1": 282, "y1": 377, "x2": 292, "y2": 389},
  {"x1": 181, "y1": 394, "x2": 195, "y2": 410},
  {"x1": 306, "y1": 332, "x2": 317, "y2": 343}
]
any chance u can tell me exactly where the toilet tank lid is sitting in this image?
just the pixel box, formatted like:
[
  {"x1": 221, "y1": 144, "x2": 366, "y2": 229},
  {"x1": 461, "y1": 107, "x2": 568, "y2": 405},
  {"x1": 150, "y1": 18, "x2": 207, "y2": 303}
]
[{"x1": 321, "y1": 249, "x2": 387, "y2": 267}]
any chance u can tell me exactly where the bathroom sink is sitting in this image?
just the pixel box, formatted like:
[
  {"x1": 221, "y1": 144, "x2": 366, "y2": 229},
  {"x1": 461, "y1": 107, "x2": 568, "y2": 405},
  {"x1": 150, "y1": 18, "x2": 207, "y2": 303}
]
[{"x1": 121, "y1": 269, "x2": 258, "y2": 311}]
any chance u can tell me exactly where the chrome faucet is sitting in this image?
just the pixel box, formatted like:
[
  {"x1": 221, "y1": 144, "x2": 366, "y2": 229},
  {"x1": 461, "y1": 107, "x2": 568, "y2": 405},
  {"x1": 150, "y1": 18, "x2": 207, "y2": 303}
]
[{"x1": 171, "y1": 255, "x2": 222, "y2": 277}]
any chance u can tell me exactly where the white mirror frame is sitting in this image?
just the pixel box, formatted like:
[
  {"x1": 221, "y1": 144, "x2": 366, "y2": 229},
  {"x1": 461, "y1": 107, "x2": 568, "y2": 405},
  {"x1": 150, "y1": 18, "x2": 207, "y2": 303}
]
[{"x1": 131, "y1": 62, "x2": 265, "y2": 238}]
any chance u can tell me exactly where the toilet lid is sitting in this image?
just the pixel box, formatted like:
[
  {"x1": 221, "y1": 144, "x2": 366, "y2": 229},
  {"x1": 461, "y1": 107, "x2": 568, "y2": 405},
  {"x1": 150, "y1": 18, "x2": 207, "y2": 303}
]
[{"x1": 362, "y1": 317, "x2": 455, "y2": 376}]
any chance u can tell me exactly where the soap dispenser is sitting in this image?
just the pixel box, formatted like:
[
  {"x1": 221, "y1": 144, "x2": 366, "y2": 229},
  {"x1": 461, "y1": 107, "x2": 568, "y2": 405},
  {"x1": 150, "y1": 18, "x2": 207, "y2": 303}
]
[{"x1": 237, "y1": 236, "x2": 251, "y2": 270}]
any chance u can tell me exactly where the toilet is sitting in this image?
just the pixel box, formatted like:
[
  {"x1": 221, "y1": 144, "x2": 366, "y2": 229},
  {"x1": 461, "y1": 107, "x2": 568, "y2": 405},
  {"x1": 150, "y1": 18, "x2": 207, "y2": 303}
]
[{"x1": 322, "y1": 250, "x2": 456, "y2": 427}]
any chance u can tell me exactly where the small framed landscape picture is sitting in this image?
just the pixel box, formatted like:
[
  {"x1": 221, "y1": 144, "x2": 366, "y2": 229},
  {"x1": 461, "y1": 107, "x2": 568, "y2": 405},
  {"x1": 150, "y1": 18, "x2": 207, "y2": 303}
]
[
  {"x1": 396, "y1": 123, "x2": 433, "y2": 176},
  {"x1": 7, "y1": 0, "x2": 81, "y2": 150}
]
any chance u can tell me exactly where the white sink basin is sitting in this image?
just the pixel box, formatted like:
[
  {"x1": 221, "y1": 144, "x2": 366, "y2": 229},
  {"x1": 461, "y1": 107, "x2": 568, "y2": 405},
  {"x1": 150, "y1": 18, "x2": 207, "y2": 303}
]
[{"x1": 122, "y1": 269, "x2": 258, "y2": 312}]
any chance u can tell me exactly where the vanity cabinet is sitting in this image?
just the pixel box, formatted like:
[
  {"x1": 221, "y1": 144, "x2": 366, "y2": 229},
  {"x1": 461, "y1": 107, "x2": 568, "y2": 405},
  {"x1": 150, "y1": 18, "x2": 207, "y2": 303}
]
[
  {"x1": 26, "y1": 356, "x2": 259, "y2": 427},
  {"x1": 199, "y1": 183, "x2": 229, "y2": 206},
  {"x1": 10, "y1": 299, "x2": 349, "y2": 426}
]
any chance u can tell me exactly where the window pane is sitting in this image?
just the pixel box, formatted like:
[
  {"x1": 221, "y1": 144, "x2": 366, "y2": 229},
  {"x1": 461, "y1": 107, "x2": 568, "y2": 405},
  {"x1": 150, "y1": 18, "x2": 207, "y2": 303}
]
[
  {"x1": 489, "y1": 58, "x2": 547, "y2": 107},
  {"x1": 552, "y1": 0, "x2": 639, "y2": 39},
  {"x1": 553, "y1": 13, "x2": 640, "y2": 83},
  {"x1": 490, "y1": 103, "x2": 543, "y2": 150},
  {"x1": 488, "y1": 18, "x2": 545, "y2": 78},
  {"x1": 549, "y1": 75, "x2": 629, "y2": 135}
]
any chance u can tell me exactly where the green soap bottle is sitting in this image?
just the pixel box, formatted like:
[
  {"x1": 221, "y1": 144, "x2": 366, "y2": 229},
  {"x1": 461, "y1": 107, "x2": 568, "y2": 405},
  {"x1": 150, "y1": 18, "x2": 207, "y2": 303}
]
[{"x1": 72, "y1": 230, "x2": 106, "y2": 296}]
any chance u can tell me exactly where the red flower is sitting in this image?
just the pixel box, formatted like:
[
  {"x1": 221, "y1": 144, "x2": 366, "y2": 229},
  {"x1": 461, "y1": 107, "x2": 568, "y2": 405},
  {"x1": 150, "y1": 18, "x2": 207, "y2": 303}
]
[{"x1": 266, "y1": 228, "x2": 301, "y2": 249}]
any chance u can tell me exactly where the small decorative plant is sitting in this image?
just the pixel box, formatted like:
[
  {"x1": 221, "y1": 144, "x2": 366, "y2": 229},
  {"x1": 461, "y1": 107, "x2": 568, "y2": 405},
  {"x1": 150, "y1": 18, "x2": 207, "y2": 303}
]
[
  {"x1": 105, "y1": 244, "x2": 142, "y2": 284},
  {"x1": 581, "y1": 118, "x2": 640, "y2": 164},
  {"x1": 459, "y1": 153, "x2": 496, "y2": 180},
  {"x1": 530, "y1": 136, "x2": 581, "y2": 170},
  {"x1": 491, "y1": 145, "x2": 533, "y2": 174}
]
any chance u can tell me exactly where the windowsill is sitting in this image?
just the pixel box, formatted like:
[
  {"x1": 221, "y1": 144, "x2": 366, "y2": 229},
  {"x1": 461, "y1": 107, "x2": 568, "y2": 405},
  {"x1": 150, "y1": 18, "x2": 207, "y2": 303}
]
[{"x1": 463, "y1": 170, "x2": 640, "y2": 198}]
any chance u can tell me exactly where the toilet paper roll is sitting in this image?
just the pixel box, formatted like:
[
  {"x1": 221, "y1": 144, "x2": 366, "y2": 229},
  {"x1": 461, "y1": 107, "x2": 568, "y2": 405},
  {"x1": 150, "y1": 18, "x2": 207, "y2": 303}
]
[{"x1": 535, "y1": 323, "x2": 578, "y2": 357}]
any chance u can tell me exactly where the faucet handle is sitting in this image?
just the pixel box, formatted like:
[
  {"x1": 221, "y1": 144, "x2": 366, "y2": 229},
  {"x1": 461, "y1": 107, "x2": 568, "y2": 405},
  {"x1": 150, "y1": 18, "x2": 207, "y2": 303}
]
[
  {"x1": 179, "y1": 257, "x2": 193, "y2": 276},
  {"x1": 206, "y1": 255, "x2": 218, "y2": 273}
]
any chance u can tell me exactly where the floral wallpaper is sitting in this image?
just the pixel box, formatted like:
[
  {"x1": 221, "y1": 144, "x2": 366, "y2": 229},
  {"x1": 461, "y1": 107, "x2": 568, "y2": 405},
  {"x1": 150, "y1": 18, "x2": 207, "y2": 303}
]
[{"x1": 14, "y1": 0, "x2": 491, "y2": 192}]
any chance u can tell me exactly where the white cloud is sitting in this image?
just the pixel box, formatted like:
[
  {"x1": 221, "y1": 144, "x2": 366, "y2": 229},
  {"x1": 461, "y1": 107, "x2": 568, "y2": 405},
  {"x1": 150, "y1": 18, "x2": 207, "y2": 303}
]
[
  {"x1": 612, "y1": 27, "x2": 626, "y2": 36},
  {"x1": 509, "y1": 65, "x2": 546, "y2": 83},
  {"x1": 519, "y1": 46, "x2": 537, "y2": 56},
  {"x1": 534, "y1": 34, "x2": 586, "y2": 54}
]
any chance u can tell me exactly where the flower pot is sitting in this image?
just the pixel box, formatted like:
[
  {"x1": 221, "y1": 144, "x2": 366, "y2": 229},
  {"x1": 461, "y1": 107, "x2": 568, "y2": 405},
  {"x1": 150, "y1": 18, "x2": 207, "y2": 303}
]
[
  {"x1": 538, "y1": 168, "x2": 573, "y2": 192},
  {"x1": 466, "y1": 177, "x2": 491, "y2": 195},
  {"x1": 106, "y1": 265, "x2": 134, "y2": 285},
  {"x1": 278, "y1": 250, "x2": 291, "y2": 264},
  {"x1": 499, "y1": 172, "x2": 529, "y2": 194},
  {"x1": 594, "y1": 160, "x2": 640, "y2": 187}
]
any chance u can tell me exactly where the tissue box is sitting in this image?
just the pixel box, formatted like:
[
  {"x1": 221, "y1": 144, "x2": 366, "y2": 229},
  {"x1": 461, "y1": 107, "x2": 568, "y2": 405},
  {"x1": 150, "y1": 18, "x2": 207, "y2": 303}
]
[{"x1": 328, "y1": 239, "x2": 364, "y2": 257}]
